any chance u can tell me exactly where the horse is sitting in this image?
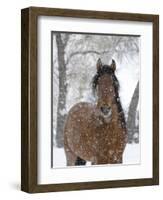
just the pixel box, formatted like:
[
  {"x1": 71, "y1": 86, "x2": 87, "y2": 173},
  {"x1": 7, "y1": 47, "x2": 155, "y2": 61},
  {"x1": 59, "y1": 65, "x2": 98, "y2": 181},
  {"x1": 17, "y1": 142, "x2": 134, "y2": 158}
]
[{"x1": 64, "y1": 58, "x2": 127, "y2": 166}]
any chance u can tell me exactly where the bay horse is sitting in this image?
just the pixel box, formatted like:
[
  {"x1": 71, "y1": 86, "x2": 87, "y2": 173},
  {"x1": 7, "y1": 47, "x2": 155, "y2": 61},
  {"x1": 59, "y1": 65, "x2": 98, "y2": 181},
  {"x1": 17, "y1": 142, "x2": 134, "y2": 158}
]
[{"x1": 64, "y1": 58, "x2": 127, "y2": 166}]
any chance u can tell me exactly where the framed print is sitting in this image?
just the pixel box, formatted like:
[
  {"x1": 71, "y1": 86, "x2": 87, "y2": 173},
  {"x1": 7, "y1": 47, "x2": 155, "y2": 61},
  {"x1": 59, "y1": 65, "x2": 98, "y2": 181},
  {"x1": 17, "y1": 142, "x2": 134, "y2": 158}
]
[{"x1": 21, "y1": 7, "x2": 159, "y2": 193}]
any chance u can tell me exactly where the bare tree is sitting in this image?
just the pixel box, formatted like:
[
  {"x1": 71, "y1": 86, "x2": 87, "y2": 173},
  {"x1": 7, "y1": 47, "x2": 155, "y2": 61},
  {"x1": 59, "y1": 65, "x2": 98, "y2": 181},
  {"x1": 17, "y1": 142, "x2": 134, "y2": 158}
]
[
  {"x1": 55, "y1": 33, "x2": 69, "y2": 147},
  {"x1": 127, "y1": 81, "x2": 139, "y2": 143}
]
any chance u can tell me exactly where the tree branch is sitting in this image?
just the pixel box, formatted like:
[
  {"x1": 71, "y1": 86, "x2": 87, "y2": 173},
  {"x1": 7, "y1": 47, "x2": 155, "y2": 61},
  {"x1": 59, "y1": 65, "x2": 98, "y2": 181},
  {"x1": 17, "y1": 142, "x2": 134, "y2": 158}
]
[
  {"x1": 63, "y1": 34, "x2": 70, "y2": 47},
  {"x1": 66, "y1": 50, "x2": 112, "y2": 65}
]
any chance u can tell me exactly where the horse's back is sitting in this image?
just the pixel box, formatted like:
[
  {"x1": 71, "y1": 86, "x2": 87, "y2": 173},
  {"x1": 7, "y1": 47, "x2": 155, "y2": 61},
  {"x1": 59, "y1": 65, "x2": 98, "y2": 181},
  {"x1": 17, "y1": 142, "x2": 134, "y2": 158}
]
[
  {"x1": 64, "y1": 102, "x2": 95, "y2": 130},
  {"x1": 68, "y1": 102, "x2": 94, "y2": 113},
  {"x1": 64, "y1": 102, "x2": 96, "y2": 160}
]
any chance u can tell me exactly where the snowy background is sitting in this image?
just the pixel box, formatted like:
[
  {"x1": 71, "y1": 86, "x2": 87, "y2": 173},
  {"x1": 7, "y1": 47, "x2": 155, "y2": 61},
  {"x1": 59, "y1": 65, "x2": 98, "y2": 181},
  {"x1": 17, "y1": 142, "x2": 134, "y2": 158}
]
[{"x1": 52, "y1": 32, "x2": 140, "y2": 168}]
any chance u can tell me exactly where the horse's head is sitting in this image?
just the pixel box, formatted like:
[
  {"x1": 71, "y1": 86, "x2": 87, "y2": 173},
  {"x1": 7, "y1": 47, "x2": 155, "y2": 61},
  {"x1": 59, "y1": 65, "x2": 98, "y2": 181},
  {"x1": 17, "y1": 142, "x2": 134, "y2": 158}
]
[{"x1": 92, "y1": 58, "x2": 119, "y2": 121}]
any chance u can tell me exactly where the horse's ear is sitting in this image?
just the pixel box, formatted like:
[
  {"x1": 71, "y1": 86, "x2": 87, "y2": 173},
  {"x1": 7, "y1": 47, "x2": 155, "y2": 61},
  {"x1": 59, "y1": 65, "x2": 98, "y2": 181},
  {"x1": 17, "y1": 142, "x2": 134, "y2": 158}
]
[
  {"x1": 110, "y1": 59, "x2": 116, "y2": 71},
  {"x1": 97, "y1": 58, "x2": 102, "y2": 71}
]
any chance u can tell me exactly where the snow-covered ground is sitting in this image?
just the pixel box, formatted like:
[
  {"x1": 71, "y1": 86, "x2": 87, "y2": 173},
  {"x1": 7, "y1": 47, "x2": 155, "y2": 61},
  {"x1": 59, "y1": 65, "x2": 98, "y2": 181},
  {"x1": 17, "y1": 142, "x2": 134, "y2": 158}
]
[{"x1": 52, "y1": 143, "x2": 140, "y2": 168}]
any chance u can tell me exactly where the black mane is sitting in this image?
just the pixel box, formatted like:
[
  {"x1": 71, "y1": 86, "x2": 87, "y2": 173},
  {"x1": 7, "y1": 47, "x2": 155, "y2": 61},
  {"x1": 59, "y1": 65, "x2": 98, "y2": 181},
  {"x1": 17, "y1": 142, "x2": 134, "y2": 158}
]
[{"x1": 92, "y1": 64, "x2": 126, "y2": 128}]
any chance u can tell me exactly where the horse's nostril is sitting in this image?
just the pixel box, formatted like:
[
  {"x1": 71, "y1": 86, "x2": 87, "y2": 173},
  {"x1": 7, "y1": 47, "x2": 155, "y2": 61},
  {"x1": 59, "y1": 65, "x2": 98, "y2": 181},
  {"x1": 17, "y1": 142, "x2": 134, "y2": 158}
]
[{"x1": 101, "y1": 106, "x2": 111, "y2": 115}]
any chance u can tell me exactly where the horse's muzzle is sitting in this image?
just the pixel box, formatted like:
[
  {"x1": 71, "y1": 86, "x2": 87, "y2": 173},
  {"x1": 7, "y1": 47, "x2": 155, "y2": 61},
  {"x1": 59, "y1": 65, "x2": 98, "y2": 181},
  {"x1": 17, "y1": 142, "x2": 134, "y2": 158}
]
[{"x1": 100, "y1": 106, "x2": 112, "y2": 117}]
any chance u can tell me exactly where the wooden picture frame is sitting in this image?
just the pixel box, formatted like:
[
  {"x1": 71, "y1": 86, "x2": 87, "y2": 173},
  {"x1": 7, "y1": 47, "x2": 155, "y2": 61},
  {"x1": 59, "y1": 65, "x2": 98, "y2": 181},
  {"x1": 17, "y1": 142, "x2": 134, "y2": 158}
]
[{"x1": 21, "y1": 7, "x2": 159, "y2": 193}]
